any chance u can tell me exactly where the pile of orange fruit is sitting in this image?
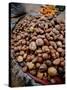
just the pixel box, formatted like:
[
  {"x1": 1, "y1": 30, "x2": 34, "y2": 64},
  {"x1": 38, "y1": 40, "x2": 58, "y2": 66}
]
[{"x1": 40, "y1": 5, "x2": 58, "y2": 17}]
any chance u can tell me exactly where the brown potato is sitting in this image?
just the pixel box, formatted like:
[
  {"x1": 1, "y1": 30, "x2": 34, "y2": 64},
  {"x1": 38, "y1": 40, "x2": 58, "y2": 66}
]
[
  {"x1": 42, "y1": 53, "x2": 49, "y2": 59},
  {"x1": 16, "y1": 56, "x2": 23, "y2": 62},
  {"x1": 53, "y1": 58, "x2": 61, "y2": 65},
  {"x1": 37, "y1": 56, "x2": 43, "y2": 63},
  {"x1": 27, "y1": 62, "x2": 35, "y2": 70},
  {"x1": 48, "y1": 67, "x2": 57, "y2": 76},
  {"x1": 42, "y1": 46, "x2": 50, "y2": 53},
  {"x1": 29, "y1": 41, "x2": 37, "y2": 51},
  {"x1": 36, "y1": 38, "x2": 44, "y2": 46},
  {"x1": 37, "y1": 72, "x2": 43, "y2": 79},
  {"x1": 39, "y1": 64, "x2": 47, "y2": 72}
]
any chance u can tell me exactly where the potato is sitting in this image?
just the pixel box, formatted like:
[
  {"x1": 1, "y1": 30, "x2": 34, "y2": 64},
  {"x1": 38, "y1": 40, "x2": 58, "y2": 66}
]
[
  {"x1": 16, "y1": 56, "x2": 23, "y2": 62},
  {"x1": 39, "y1": 64, "x2": 47, "y2": 72},
  {"x1": 45, "y1": 60, "x2": 52, "y2": 66},
  {"x1": 42, "y1": 53, "x2": 48, "y2": 59},
  {"x1": 36, "y1": 38, "x2": 44, "y2": 46},
  {"x1": 57, "y1": 48, "x2": 63, "y2": 53},
  {"x1": 42, "y1": 46, "x2": 50, "y2": 53},
  {"x1": 48, "y1": 67, "x2": 57, "y2": 76},
  {"x1": 27, "y1": 62, "x2": 35, "y2": 70},
  {"x1": 29, "y1": 41, "x2": 37, "y2": 51},
  {"x1": 56, "y1": 41, "x2": 62, "y2": 47},
  {"x1": 53, "y1": 58, "x2": 61, "y2": 65},
  {"x1": 37, "y1": 56, "x2": 43, "y2": 63},
  {"x1": 37, "y1": 72, "x2": 43, "y2": 79}
]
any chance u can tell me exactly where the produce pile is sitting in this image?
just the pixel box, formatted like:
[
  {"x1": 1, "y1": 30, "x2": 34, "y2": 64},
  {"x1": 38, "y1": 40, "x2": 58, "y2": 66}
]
[
  {"x1": 11, "y1": 14, "x2": 65, "y2": 84},
  {"x1": 40, "y1": 5, "x2": 58, "y2": 16}
]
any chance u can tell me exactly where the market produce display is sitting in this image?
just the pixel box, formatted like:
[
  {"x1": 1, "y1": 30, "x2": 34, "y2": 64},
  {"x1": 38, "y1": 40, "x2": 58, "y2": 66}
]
[{"x1": 11, "y1": 7, "x2": 65, "y2": 85}]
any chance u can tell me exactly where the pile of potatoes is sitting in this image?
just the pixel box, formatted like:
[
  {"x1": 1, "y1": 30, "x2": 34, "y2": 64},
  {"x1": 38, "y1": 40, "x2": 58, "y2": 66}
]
[{"x1": 11, "y1": 14, "x2": 65, "y2": 84}]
